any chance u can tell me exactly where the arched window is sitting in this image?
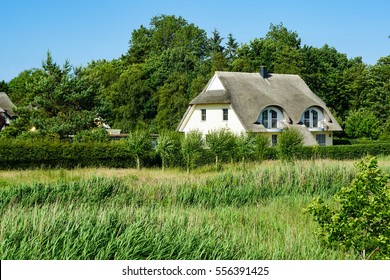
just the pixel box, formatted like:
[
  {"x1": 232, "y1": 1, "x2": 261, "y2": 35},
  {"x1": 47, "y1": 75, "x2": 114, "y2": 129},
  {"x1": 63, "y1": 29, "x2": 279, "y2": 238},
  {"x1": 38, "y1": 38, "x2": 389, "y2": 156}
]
[
  {"x1": 259, "y1": 107, "x2": 283, "y2": 129},
  {"x1": 301, "y1": 107, "x2": 323, "y2": 129}
]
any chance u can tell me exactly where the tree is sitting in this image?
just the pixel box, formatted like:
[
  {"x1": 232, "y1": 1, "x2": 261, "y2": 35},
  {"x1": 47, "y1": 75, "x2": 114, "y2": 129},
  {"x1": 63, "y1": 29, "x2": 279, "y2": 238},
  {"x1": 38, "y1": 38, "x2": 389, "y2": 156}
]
[
  {"x1": 155, "y1": 131, "x2": 181, "y2": 172},
  {"x1": 277, "y1": 128, "x2": 304, "y2": 162},
  {"x1": 5, "y1": 52, "x2": 105, "y2": 139},
  {"x1": 225, "y1": 33, "x2": 239, "y2": 62},
  {"x1": 360, "y1": 56, "x2": 390, "y2": 120},
  {"x1": 208, "y1": 29, "x2": 228, "y2": 73},
  {"x1": 108, "y1": 64, "x2": 153, "y2": 132},
  {"x1": 235, "y1": 132, "x2": 268, "y2": 165},
  {"x1": 344, "y1": 109, "x2": 380, "y2": 139},
  {"x1": 206, "y1": 128, "x2": 236, "y2": 170},
  {"x1": 300, "y1": 45, "x2": 356, "y2": 118},
  {"x1": 73, "y1": 128, "x2": 110, "y2": 143},
  {"x1": 305, "y1": 156, "x2": 390, "y2": 259},
  {"x1": 0, "y1": 80, "x2": 8, "y2": 92},
  {"x1": 181, "y1": 130, "x2": 204, "y2": 175},
  {"x1": 125, "y1": 130, "x2": 151, "y2": 170},
  {"x1": 233, "y1": 23, "x2": 304, "y2": 74}
]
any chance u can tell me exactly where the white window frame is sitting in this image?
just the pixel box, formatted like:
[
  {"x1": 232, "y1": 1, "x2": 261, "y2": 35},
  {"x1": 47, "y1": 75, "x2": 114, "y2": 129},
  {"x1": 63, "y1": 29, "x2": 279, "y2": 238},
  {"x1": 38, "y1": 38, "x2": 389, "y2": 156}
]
[
  {"x1": 201, "y1": 109, "x2": 206, "y2": 121},
  {"x1": 301, "y1": 107, "x2": 324, "y2": 130},
  {"x1": 259, "y1": 107, "x2": 283, "y2": 130},
  {"x1": 222, "y1": 108, "x2": 228, "y2": 121}
]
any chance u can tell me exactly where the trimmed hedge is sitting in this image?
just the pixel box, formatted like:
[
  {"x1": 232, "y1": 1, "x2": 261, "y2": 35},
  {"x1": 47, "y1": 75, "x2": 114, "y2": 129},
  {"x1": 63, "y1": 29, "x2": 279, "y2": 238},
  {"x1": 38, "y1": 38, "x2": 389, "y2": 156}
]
[
  {"x1": 1, "y1": 140, "x2": 390, "y2": 170},
  {"x1": 261, "y1": 143, "x2": 390, "y2": 161},
  {"x1": 0, "y1": 140, "x2": 159, "y2": 169}
]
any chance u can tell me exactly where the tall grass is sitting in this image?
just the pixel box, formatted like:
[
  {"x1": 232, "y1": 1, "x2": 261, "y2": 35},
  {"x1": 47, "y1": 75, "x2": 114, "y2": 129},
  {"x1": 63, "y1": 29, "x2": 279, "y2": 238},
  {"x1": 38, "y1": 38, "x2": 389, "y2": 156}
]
[{"x1": 0, "y1": 159, "x2": 364, "y2": 259}]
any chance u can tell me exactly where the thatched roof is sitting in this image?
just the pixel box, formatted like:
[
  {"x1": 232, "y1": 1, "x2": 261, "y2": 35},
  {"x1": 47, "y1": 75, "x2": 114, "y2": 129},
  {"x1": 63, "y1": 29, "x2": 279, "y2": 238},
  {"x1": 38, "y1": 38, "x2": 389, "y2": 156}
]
[
  {"x1": 0, "y1": 92, "x2": 16, "y2": 117},
  {"x1": 186, "y1": 71, "x2": 342, "y2": 133}
]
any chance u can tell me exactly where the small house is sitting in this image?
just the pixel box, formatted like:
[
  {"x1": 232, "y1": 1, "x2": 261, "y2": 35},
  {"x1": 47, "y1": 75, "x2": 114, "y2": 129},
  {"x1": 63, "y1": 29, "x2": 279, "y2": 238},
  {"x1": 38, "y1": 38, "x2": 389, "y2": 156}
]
[
  {"x1": 177, "y1": 68, "x2": 342, "y2": 146},
  {"x1": 0, "y1": 92, "x2": 16, "y2": 130}
]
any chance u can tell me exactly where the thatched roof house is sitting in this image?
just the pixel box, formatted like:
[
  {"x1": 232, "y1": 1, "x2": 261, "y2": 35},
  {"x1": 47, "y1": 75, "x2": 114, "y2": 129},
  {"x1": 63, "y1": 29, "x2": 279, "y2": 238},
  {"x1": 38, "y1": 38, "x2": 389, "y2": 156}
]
[
  {"x1": 0, "y1": 92, "x2": 17, "y2": 129},
  {"x1": 178, "y1": 69, "x2": 342, "y2": 146}
]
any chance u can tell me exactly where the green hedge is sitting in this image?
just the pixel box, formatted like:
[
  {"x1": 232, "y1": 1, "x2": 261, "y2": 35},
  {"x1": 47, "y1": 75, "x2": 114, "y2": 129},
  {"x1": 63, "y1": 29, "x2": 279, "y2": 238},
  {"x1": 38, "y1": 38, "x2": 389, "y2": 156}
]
[
  {"x1": 0, "y1": 140, "x2": 159, "y2": 169},
  {"x1": 262, "y1": 143, "x2": 390, "y2": 161},
  {"x1": 290, "y1": 143, "x2": 390, "y2": 161},
  {"x1": 1, "y1": 140, "x2": 390, "y2": 170}
]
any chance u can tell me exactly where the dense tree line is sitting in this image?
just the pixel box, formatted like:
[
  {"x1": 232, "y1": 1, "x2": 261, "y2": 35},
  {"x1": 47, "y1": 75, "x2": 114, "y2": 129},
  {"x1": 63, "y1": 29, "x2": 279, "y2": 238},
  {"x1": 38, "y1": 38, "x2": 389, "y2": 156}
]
[{"x1": 1, "y1": 15, "x2": 389, "y2": 140}]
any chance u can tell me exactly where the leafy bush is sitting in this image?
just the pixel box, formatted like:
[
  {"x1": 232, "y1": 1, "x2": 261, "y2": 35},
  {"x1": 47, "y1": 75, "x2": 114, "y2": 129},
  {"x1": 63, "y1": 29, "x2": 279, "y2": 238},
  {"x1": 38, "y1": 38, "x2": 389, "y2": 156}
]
[
  {"x1": 125, "y1": 130, "x2": 152, "y2": 170},
  {"x1": 277, "y1": 128, "x2": 304, "y2": 161},
  {"x1": 344, "y1": 109, "x2": 380, "y2": 140},
  {"x1": 155, "y1": 131, "x2": 181, "y2": 171},
  {"x1": 181, "y1": 130, "x2": 204, "y2": 175},
  {"x1": 73, "y1": 128, "x2": 110, "y2": 143},
  {"x1": 206, "y1": 128, "x2": 236, "y2": 169},
  {"x1": 305, "y1": 156, "x2": 390, "y2": 259},
  {"x1": 235, "y1": 132, "x2": 269, "y2": 164}
]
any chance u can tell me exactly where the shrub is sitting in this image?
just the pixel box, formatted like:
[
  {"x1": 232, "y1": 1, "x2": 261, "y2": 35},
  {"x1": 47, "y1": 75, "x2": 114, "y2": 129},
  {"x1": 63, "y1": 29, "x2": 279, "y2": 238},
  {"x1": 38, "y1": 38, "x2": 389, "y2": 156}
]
[
  {"x1": 155, "y1": 131, "x2": 181, "y2": 171},
  {"x1": 206, "y1": 129, "x2": 236, "y2": 169},
  {"x1": 344, "y1": 109, "x2": 380, "y2": 140},
  {"x1": 305, "y1": 156, "x2": 390, "y2": 259},
  {"x1": 181, "y1": 130, "x2": 204, "y2": 175},
  {"x1": 277, "y1": 128, "x2": 304, "y2": 162},
  {"x1": 235, "y1": 132, "x2": 269, "y2": 164},
  {"x1": 125, "y1": 130, "x2": 152, "y2": 170},
  {"x1": 73, "y1": 128, "x2": 110, "y2": 143}
]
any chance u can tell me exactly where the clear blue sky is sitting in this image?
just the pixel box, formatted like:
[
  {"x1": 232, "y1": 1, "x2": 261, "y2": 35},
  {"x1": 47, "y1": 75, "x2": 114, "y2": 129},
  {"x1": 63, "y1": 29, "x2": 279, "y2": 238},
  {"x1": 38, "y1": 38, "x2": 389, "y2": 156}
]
[{"x1": 1, "y1": 0, "x2": 389, "y2": 82}]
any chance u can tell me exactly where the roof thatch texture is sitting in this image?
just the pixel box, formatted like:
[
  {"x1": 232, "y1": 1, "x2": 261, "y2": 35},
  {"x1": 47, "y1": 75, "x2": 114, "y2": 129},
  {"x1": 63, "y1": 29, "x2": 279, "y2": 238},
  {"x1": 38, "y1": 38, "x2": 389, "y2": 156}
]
[
  {"x1": 0, "y1": 92, "x2": 16, "y2": 117},
  {"x1": 188, "y1": 72, "x2": 342, "y2": 133}
]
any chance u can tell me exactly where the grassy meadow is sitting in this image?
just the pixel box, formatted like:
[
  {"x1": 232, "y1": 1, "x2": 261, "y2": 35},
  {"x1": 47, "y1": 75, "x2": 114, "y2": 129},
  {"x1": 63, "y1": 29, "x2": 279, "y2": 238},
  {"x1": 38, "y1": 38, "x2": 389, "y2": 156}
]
[{"x1": 1, "y1": 157, "x2": 389, "y2": 260}]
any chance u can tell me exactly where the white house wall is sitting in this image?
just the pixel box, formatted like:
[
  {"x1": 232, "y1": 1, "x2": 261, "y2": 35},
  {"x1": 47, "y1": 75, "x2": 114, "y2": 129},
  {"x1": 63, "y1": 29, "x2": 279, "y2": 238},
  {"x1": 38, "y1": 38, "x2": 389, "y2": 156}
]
[
  {"x1": 182, "y1": 104, "x2": 245, "y2": 136},
  {"x1": 206, "y1": 75, "x2": 224, "y2": 91}
]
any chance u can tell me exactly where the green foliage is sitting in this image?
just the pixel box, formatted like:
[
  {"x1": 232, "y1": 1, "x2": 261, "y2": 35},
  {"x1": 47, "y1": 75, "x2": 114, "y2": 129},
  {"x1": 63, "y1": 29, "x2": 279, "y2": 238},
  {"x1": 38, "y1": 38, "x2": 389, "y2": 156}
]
[
  {"x1": 0, "y1": 80, "x2": 8, "y2": 92},
  {"x1": 344, "y1": 109, "x2": 380, "y2": 139},
  {"x1": 5, "y1": 14, "x2": 389, "y2": 138},
  {"x1": 305, "y1": 156, "x2": 390, "y2": 259},
  {"x1": 180, "y1": 130, "x2": 204, "y2": 175},
  {"x1": 125, "y1": 130, "x2": 152, "y2": 170},
  {"x1": 1, "y1": 160, "x2": 358, "y2": 259},
  {"x1": 379, "y1": 116, "x2": 390, "y2": 140},
  {"x1": 235, "y1": 132, "x2": 268, "y2": 163},
  {"x1": 73, "y1": 128, "x2": 110, "y2": 143},
  {"x1": 155, "y1": 131, "x2": 181, "y2": 171},
  {"x1": 360, "y1": 56, "x2": 390, "y2": 120},
  {"x1": 206, "y1": 129, "x2": 236, "y2": 169},
  {"x1": 277, "y1": 128, "x2": 304, "y2": 161}
]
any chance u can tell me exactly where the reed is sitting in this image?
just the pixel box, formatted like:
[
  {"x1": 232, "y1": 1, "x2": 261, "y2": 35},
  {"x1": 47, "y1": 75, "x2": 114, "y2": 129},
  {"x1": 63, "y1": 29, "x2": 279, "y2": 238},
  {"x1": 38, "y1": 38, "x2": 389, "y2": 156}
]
[{"x1": 1, "y1": 158, "x2": 381, "y2": 260}]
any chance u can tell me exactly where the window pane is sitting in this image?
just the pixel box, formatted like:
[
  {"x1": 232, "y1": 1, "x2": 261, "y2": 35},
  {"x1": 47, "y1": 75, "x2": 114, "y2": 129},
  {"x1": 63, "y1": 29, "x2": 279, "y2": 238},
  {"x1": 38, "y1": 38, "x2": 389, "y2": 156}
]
[
  {"x1": 201, "y1": 109, "x2": 206, "y2": 121},
  {"x1": 271, "y1": 110, "x2": 277, "y2": 128},
  {"x1": 223, "y1": 109, "x2": 228, "y2": 121},
  {"x1": 312, "y1": 110, "x2": 318, "y2": 127},
  {"x1": 316, "y1": 134, "x2": 326, "y2": 146},
  {"x1": 304, "y1": 110, "x2": 310, "y2": 127},
  {"x1": 262, "y1": 110, "x2": 269, "y2": 128}
]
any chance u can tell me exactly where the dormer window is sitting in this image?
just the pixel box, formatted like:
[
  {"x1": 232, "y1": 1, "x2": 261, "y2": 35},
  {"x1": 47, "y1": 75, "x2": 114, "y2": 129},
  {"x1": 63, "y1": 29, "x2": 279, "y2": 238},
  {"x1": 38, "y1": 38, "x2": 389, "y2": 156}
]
[
  {"x1": 301, "y1": 107, "x2": 324, "y2": 130},
  {"x1": 259, "y1": 107, "x2": 283, "y2": 131}
]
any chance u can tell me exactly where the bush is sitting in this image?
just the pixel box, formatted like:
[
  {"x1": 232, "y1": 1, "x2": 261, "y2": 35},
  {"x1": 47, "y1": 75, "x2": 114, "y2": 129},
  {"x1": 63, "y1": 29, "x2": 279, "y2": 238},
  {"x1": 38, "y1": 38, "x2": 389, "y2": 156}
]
[
  {"x1": 206, "y1": 129, "x2": 236, "y2": 169},
  {"x1": 181, "y1": 130, "x2": 204, "y2": 175},
  {"x1": 125, "y1": 130, "x2": 152, "y2": 170},
  {"x1": 155, "y1": 131, "x2": 182, "y2": 171},
  {"x1": 235, "y1": 132, "x2": 269, "y2": 164},
  {"x1": 277, "y1": 128, "x2": 304, "y2": 162},
  {"x1": 344, "y1": 109, "x2": 380, "y2": 140},
  {"x1": 305, "y1": 156, "x2": 390, "y2": 259},
  {"x1": 73, "y1": 128, "x2": 110, "y2": 143}
]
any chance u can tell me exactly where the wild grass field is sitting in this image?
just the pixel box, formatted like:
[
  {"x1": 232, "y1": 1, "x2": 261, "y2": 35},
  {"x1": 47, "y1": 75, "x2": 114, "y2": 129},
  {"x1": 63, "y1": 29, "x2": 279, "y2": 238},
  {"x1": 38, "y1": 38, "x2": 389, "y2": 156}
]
[{"x1": 1, "y1": 157, "x2": 389, "y2": 260}]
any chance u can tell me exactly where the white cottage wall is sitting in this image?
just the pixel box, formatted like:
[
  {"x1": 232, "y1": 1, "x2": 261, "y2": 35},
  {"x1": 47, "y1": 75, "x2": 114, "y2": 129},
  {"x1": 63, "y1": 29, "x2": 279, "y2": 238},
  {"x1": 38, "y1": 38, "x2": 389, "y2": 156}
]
[{"x1": 182, "y1": 104, "x2": 245, "y2": 136}]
